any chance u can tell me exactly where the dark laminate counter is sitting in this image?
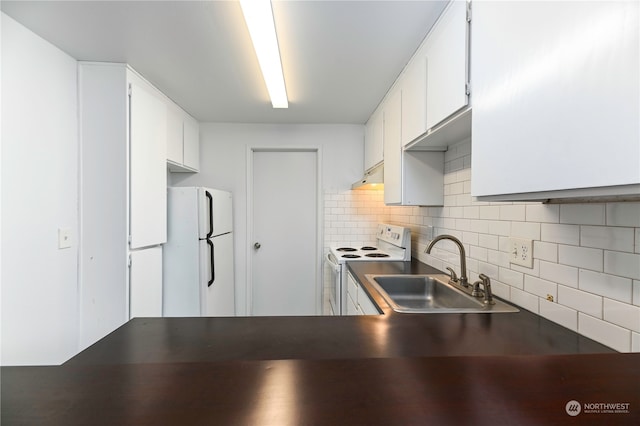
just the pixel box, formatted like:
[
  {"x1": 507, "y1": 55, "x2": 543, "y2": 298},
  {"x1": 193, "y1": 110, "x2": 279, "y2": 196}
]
[
  {"x1": 66, "y1": 261, "x2": 612, "y2": 366},
  {"x1": 3, "y1": 354, "x2": 639, "y2": 425},
  {"x1": 4, "y1": 260, "x2": 638, "y2": 425}
]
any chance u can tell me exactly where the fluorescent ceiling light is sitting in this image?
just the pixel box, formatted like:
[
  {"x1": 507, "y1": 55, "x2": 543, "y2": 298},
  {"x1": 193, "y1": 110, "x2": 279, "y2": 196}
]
[{"x1": 239, "y1": 0, "x2": 289, "y2": 108}]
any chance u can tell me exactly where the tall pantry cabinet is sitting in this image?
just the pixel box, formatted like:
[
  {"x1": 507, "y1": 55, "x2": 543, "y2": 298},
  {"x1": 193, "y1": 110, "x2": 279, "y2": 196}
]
[{"x1": 78, "y1": 63, "x2": 167, "y2": 350}]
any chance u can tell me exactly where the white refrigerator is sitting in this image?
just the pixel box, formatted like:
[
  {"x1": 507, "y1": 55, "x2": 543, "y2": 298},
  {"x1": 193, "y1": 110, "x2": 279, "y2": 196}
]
[{"x1": 163, "y1": 187, "x2": 235, "y2": 316}]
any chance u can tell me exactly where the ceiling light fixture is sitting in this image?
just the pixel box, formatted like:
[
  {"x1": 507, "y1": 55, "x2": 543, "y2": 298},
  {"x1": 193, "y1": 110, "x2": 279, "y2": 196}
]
[{"x1": 239, "y1": 0, "x2": 288, "y2": 108}]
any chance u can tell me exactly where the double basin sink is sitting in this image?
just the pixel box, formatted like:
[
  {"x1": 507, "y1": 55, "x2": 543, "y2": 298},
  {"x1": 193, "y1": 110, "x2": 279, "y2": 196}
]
[{"x1": 365, "y1": 274, "x2": 519, "y2": 314}]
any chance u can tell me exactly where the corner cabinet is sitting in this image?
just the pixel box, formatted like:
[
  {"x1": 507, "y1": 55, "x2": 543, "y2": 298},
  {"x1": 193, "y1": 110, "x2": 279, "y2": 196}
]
[
  {"x1": 471, "y1": 1, "x2": 640, "y2": 201},
  {"x1": 167, "y1": 101, "x2": 199, "y2": 173},
  {"x1": 78, "y1": 63, "x2": 168, "y2": 348}
]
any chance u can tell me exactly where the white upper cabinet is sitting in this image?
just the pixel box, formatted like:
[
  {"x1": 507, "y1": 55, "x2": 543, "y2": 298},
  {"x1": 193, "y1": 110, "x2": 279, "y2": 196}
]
[
  {"x1": 424, "y1": 0, "x2": 468, "y2": 130},
  {"x1": 402, "y1": 0, "x2": 470, "y2": 149},
  {"x1": 383, "y1": 87, "x2": 402, "y2": 204},
  {"x1": 167, "y1": 101, "x2": 199, "y2": 173},
  {"x1": 384, "y1": 85, "x2": 444, "y2": 206},
  {"x1": 129, "y1": 77, "x2": 167, "y2": 249},
  {"x1": 364, "y1": 106, "x2": 384, "y2": 171},
  {"x1": 471, "y1": 1, "x2": 640, "y2": 200},
  {"x1": 400, "y1": 52, "x2": 427, "y2": 146},
  {"x1": 182, "y1": 114, "x2": 200, "y2": 171}
]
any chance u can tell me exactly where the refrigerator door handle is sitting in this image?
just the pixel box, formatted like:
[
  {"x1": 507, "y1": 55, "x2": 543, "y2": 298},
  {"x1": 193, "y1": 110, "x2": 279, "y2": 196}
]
[
  {"x1": 205, "y1": 190, "x2": 214, "y2": 239},
  {"x1": 207, "y1": 239, "x2": 215, "y2": 287}
]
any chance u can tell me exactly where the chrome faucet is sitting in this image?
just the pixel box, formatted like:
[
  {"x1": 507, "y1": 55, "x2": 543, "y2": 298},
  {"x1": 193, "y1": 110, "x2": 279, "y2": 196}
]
[{"x1": 425, "y1": 234, "x2": 469, "y2": 287}]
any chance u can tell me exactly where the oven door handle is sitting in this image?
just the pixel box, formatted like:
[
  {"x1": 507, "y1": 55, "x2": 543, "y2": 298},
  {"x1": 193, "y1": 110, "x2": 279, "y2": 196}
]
[{"x1": 326, "y1": 252, "x2": 340, "y2": 269}]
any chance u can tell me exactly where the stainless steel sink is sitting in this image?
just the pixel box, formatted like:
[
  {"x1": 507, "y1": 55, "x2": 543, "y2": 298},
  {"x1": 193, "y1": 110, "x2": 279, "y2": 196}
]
[{"x1": 365, "y1": 274, "x2": 519, "y2": 314}]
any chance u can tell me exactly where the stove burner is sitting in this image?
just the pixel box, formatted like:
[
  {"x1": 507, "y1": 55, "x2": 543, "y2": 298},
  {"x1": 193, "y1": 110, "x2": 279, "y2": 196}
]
[
  {"x1": 366, "y1": 253, "x2": 390, "y2": 258},
  {"x1": 342, "y1": 254, "x2": 361, "y2": 258},
  {"x1": 360, "y1": 246, "x2": 377, "y2": 251},
  {"x1": 336, "y1": 247, "x2": 357, "y2": 252}
]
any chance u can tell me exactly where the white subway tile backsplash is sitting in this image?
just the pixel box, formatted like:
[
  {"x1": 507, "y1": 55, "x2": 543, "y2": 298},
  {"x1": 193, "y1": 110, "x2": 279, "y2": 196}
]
[
  {"x1": 499, "y1": 267, "x2": 524, "y2": 289},
  {"x1": 480, "y1": 206, "x2": 500, "y2": 220},
  {"x1": 579, "y1": 313, "x2": 631, "y2": 352},
  {"x1": 511, "y1": 288, "x2": 539, "y2": 313},
  {"x1": 499, "y1": 205, "x2": 526, "y2": 221},
  {"x1": 604, "y1": 251, "x2": 640, "y2": 280},
  {"x1": 325, "y1": 147, "x2": 640, "y2": 351},
  {"x1": 541, "y1": 224, "x2": 580, "y2": 245},
  {"x1": 526, "y1": 204, "x2": 560, "y2": 223},
  {"x1": 479, "y1": 234, "x2": 499, "y2": 250},
  {"x1": 558, "y1": 245, "x2": 603, "y2": 271},
  {"x1": 603, "y1": 299, "x2": 640, "y2": 332},
  {"x1": 560, "y1": 204, "x2": 606, "y2": 225},
  {"x1": 488, "y1": 220, "x2": 511, "y2": 236},
  {"x1": 606, "y1": 203, "x2": 640, "y2": 227},
  {"x1": 540, "y1": 261, "x2": 578, "y2": 288},
  {"x1": 558, "y1": 285, "x2": 603, "y2": 318},
  {"x1": 580, "y1": 226, "x2": 635, "y2": 253},
  {"x1": 579, "y1": 270, "x2": 632, "y2": 303},
  {"x1": 524, "y1": 275, "x2": 557, "y2": 299},
  {"x1": 539, "y1": 299, "x2": 577, "y2": 332},
  {"x1": 511, "y1": 221, "x2": 541, "y2": 240},
  {"x1": 533, "y1": 241, "x2": 558, "y2": 262}
]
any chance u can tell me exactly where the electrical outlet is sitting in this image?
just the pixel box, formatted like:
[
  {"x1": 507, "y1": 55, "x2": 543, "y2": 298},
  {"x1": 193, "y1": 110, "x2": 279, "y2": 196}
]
[{"x1": 509, "y1": 237, "x2": 533, "y2": 268}]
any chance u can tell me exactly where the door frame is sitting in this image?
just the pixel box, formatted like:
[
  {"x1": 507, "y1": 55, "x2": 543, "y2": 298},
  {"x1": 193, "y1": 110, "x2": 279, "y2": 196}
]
[{"x1": 245, "y1": 146, "x2": 323, "y2": 315}]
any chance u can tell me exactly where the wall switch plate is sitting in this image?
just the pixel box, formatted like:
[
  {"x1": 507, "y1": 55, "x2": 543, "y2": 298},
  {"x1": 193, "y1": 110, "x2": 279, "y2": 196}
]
[
  {"x1": 509, "y1": 237, "x2": 533, "y2": 268},
  {"x1": 58, "y1": 228, "x2": 72, "y2": 249}
]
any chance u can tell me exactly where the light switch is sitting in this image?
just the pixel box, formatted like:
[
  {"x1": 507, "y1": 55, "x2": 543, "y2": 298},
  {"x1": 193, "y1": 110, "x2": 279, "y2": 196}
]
[{"x1": 58, "y1": 228, "x2": 72, "y2": 249}]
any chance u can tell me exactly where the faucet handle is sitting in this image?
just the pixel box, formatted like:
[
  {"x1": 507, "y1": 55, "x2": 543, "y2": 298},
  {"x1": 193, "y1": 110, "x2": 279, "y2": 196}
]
[
  {"x1": 472, "y1": 274, "x2": 494, "y2": 304},
  {"x1": 445, "y1": 267, "x2": 458, "y2": 284}
]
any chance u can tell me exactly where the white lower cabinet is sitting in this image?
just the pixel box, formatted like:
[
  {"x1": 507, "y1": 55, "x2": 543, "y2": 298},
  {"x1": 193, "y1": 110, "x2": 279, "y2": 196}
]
[
  {"x1": 346, "y1": 272, "x2": 380, "y2": 316},
  {"x1": 129, "y1": 247, "x2": 163, "y2": 318}
]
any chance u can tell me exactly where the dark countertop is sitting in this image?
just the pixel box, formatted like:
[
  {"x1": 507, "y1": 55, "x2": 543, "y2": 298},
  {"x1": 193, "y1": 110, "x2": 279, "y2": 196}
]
[
  {"x1": 65, "y1": 261, "x2": 612, "y2": 366},
  {"x1": 3, "y1": 259, "x2": 639, "y2": 425}
]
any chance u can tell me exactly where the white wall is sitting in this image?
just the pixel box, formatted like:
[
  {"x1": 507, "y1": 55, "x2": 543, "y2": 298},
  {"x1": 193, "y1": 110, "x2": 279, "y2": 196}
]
[
  {"x1": 171, "y1": 123, "x2": 364, "y2": 315},
  {"x1": 325, "y1": 139, "x2": 640, "y2": 352},
  {"x1": 1, "y1": 13, "x2": 79, "y2": 365}
]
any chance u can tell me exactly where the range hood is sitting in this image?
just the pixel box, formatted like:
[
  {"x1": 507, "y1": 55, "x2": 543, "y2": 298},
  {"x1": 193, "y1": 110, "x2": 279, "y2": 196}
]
[{"x1": 352, "y1": 164, "x2": 384, "y2": 190}]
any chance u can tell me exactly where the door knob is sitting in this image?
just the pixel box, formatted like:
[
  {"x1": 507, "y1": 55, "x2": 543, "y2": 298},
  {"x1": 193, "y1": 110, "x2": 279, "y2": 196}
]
[{"x1": 254, "y1": 242, "x2": 261, "y2": 250}]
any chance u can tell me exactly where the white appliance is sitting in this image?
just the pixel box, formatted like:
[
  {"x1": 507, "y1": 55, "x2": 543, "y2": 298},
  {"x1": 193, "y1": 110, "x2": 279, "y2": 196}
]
[
  {"x1": 325, "y1": 224, "x2": 411, "y2": 315},
  {"x1": 163, "y1": 187, "x2": 235, "y2": 316}
]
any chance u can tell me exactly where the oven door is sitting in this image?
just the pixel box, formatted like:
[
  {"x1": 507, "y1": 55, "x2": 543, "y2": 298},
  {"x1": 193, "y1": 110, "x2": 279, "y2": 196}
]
[{"x1": 325, "y1": 253, "x2": 342, "y2": 316}]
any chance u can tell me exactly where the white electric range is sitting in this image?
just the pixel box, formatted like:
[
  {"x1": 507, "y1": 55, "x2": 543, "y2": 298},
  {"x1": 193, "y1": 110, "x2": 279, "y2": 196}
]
[{"x1": 325, "y1": 224, "x2": 411, "y2": 315}]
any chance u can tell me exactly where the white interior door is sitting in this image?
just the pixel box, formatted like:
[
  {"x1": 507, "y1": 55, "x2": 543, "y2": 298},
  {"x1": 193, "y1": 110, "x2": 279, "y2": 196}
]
[{"x1": 251, "y1": 150, "x2": 318, "y2": 316}]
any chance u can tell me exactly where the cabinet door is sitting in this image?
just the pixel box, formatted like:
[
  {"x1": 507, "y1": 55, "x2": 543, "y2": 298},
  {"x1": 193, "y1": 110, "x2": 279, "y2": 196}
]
[
  {"x1": 364, "y1": 107, "x2": 383, "y2": 170},
  {"x1": 130, "y1": 247, "x2": 163, "y2": 318},
  {"x1": 166, "y1": 102, "x2": 183, "y2": 165},
  {"x1": 183, "y1": 113, "x2": 200, "y2": 171},
  {"x1": 472, "y1": 1, "x2": 639, "y2": 199},
  {"x1": 383, "y1": 87, "x2": 402, "y2": 205},
  {"x1": 425, "y1": 0, "x2": 469, "y2": 130},
  {"x1": 401, "y1": 53, "x2": 427, "y2": 146},
  {"x1": 129, "y1": 80, "x2": 167, "y2": 249}
]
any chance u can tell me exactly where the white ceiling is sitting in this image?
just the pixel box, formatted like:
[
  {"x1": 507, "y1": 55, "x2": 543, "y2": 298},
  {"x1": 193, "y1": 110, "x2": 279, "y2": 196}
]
[{"x1": 2, "y1": 0, "x2": 449, "y2": 124}]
